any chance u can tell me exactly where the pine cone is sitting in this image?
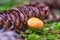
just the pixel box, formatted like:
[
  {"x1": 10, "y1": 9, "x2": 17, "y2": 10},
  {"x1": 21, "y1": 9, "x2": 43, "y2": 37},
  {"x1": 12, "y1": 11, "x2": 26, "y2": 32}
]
[{"x1": 0, "y1": 2, "x2": 52, "y2": 33}]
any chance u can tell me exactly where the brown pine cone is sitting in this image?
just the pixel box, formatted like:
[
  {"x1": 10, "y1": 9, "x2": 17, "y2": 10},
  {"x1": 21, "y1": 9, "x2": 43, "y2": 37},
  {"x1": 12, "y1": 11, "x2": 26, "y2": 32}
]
[{"x1": 0, "y1": 2, "x2": 58, "y2": 33}]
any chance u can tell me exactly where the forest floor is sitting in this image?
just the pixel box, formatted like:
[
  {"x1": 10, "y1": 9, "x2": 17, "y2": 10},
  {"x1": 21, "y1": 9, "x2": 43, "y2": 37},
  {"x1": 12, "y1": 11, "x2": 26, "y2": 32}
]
[
  {"x1": 19, "y1": 10, "x2": 60, "y2": 40},
  {"x1": 0, "y1": 3, "x2": 60, "y2": 40}
]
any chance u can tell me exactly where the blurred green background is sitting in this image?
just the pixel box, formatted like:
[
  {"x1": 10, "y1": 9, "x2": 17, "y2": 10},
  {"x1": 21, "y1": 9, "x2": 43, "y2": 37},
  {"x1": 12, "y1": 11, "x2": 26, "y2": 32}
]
[{"x1": 0, "y1": 0, "x2": 29, "y2": 11}]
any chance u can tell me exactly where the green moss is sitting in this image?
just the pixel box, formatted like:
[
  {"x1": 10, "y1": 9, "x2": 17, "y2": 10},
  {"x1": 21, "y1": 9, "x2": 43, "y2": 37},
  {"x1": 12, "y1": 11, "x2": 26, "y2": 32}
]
[{"x1": 22, "y1": 22, "x2": 60, "y2": 40}]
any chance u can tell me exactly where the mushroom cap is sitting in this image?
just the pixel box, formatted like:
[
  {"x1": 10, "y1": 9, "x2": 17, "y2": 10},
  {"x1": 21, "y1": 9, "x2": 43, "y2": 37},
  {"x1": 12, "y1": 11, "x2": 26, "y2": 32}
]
[{"x1": 27, "y1": 17, "x2": 44, "y2": 29}]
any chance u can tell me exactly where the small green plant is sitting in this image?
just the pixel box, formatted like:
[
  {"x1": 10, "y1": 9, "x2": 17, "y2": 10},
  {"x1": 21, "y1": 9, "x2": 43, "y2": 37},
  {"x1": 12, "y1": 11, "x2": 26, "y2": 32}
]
[
  {"x1": 25, "y1": 33, "x2": 40, "y2": 40},
  {"x1": 53, "y1": 22, "x2": 60, "y2": 30},
  {"x1": 23, "y1": 22, "x2": 60, "y2": 40}
]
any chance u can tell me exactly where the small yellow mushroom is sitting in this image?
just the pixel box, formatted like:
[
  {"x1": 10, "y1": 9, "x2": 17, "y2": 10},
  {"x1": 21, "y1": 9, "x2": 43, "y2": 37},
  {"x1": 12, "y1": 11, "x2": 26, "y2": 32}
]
[{"x1": 27, "y1": 17, "x2": 44, "y2": 29}]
